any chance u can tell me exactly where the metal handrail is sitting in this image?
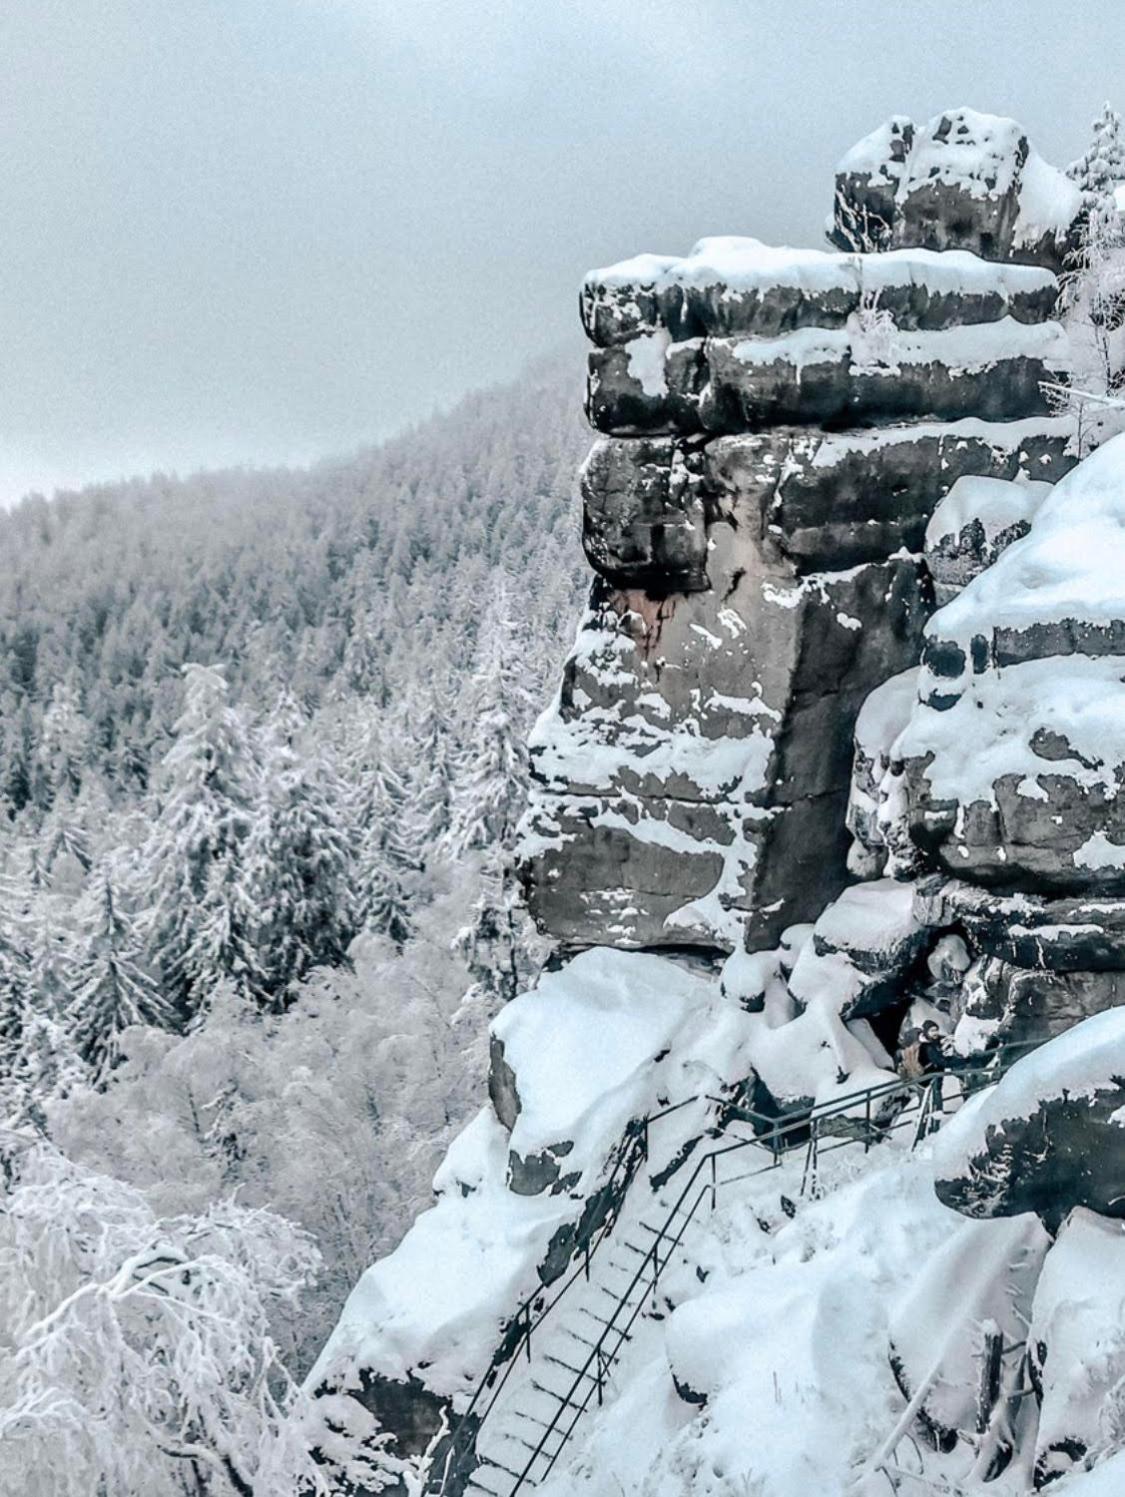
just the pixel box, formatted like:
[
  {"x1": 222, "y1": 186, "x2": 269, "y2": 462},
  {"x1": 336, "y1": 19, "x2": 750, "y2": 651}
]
[
  {"x1": 428, "y1": 1094, "x2": 702, "y2": 1493},
  {"x1": 503, "y1": 1041, "x2": 1038, "y2": 1492}
]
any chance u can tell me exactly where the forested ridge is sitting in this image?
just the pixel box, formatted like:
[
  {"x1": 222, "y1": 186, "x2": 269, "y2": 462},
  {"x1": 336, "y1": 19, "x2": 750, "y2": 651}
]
[
  {"x1": 0, "y1": 354, "x2": 590, "y2": 1493},
  {"x1": 0, "y1": 353, "x2": 586, "y2": 802}
]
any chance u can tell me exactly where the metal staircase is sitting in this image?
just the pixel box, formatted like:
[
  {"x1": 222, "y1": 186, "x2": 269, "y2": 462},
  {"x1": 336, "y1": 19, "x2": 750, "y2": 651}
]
[{"x1": 430, "y1": 1044, "x2": 1034, "y2": 1497}]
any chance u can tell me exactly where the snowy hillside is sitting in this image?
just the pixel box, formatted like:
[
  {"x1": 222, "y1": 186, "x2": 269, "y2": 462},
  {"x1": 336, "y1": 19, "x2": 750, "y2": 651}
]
[{"x1": 0, "y1": 354, "x2": 592, "y2": 1490}]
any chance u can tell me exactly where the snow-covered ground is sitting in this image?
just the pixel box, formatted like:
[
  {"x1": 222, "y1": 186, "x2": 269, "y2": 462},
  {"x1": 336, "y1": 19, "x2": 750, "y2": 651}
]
[{"x1": 529, "y1": 1113, "x2": 1123, "y2": 1497}]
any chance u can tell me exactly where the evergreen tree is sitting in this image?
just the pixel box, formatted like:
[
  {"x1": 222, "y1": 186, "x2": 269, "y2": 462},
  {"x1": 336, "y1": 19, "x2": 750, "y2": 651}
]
[
  {"x1": 359, "y1": 763, "x2": 420, "y2": 949},
  {"x1": 68, "y1": 869, "x2": 173, "y2": 1082},
  {"x1": 0, "y1": 897, "x2": 32, "y2": 1112},
  {"x1": 1068, "y1": 102, "x2": 1125, "y2": 202},
  {"x1": 34, "y1": 679, "x2": 89, "y2": 808},
  {"x1": 250, "y1": 703, "x2": 360, "y2": 998},
  {"x1": 408, "y1": 689, "x2": 456, "y2": 861},
  {"x1": 446, "y1": 578, "x2": 534, "y2": 859},
  {"x1": 140, "y1": 663, "x2": 263, "y2": 1017},
  {"x1": 453, "y1": 848, "x2": 543, "y2": 1007}
]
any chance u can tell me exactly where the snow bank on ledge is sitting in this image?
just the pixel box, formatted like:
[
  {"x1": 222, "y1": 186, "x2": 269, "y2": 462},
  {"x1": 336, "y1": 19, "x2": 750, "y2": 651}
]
[
  {"x1": 727, "y1": 316, "x2": 1066, "y2": 373},
  {"x1": 590, "y1": 238, "x2": 1055, "y2": 296},
  {"x1": 925, "y1": 473, "x2": 1051, "y2": 548},
  {"x1": 925, "y1": 431, "x2": 1125, "y2": 666},
  {"x1": 896, "y1": 653, "x2": 1125, "y2": 810},
  {"x1": 307, "y1": 1105, "x2": 583, "y2": 1399},
  {"x1": 493, "y1": 948, "x2": 711, "y2": 1166}
]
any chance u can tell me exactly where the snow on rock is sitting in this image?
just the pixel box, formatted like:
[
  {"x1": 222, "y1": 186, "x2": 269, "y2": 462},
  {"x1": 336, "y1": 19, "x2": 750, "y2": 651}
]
[
  {"x1": 787, "y1": 878, "x2": 924, "y2": 1022},
  {"x1": 582, "y1": 238, "x2": 1059, "y2": 346},
  {"x1": 892, "y1": 654, "x2": 1125, "y2": 893},
  {"x1": 881, "y1": 436, "x2": 1125, "y2": 897},
  {"x1": 925, "y1": 473, "x2": 1052, "y2": 605},
  {"x1": 529, "y1": 144, "x2": 1075, "y2": 959},
  {"x1": 491, "y1": 947, "x2": 711, "y2": 1192},
  {"x1": 588, "y1": 314, "x2": 1068, "y2": 437},
  {"x1": 932, "y1": 1009, "x2": 1125, "y2": 1229},
  {"x1": 848, "y1": 667, "x2": 921, "y2": 876},
  {"x1": 888, "y1": 1213, "x2": 1050, "y2": 1450},
  {"x1": 830, "y1": 107, "x2": 1082, "y2": 271},
  {"x1": 308, "y1": 1105, "x2": 585, "y2": 1401},
  {"x1": 547, "y1": 1158, "x2": 962, "y2": 1497},
  {"x1": 1029, "y1": 1207, "x2": 1125, "y2": 1487},
  {"x1": 920, "y1": 432, "x2": 1125, "y2": 706},
  {"x1": 520, "y1": 544, "x2": 928, "y2": 953}
]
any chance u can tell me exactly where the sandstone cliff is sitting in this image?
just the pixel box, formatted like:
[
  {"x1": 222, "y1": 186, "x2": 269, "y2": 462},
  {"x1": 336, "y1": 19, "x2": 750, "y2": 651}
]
[{"x1": 308, "y1": 110, "x2": 1125, "y2": 1497}]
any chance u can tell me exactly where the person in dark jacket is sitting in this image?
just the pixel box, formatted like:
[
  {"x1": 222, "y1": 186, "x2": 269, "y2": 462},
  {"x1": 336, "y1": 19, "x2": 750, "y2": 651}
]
[{"x1": 896, "y1": 1019, "x2": 946, "y2": 1079}]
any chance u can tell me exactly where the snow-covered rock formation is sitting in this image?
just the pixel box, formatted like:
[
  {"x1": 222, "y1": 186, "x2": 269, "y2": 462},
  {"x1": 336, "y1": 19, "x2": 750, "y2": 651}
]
[
  {"x1": 520, "y1": 198, "x2": 1072, "y2": 956},
  {"x1": 865, "y1": 432, "x2": 1125, "y2": 1052},
  {"x1": 309, "y1": 110, "x2": 1125, "y2": 1497}
]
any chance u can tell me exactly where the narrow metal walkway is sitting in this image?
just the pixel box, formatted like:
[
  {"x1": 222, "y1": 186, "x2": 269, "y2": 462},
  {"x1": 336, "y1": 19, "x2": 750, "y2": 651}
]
[{"x1": 431, "y1": 1045, "x2": 1032, "y2": 1497}]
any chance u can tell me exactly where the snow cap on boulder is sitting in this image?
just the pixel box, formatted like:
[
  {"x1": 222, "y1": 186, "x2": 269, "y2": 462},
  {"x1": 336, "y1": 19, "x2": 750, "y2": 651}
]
[
  {"x1": 932, "y1": 1008, "x2": 1125, "y2": 1229},
  {"x1": 830, "y1": 106, "x2": 1083, "y2": 271}
]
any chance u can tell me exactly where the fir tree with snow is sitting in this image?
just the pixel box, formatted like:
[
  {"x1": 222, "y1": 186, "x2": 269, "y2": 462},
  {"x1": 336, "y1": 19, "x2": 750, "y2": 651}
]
[
  {"x1": 1068, "y1": 101, "x2": 1125, "y2": 203},
  {"x1": 140, "y1": 664, "x2": 263, "y2": 1017},
  {"x1": 249, "y1": 714, "x2": 360, "y2": 997},
  {"x1": 67, "y1": 868, "x2": 173, "y2": 1083},
  {"x1": 446, "y1": 577, "x2": 533, "y2": 860}
]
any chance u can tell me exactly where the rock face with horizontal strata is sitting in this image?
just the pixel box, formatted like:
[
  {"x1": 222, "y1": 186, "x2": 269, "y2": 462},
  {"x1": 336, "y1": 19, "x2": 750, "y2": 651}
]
[
  {"x1": 865, "y1": 434, "x2": 1125, "y2": 1052},
  {"x1": 521, "y1": 127, "x2": 1076, "y2": 958}
]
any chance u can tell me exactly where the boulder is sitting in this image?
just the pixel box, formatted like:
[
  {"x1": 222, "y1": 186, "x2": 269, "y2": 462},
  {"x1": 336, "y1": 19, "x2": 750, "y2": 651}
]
[
  {"x1": 829, "y1": 108, "x2": 1083, "y2": 272},
  {"x1": 933, "y1": 1008, "x2": 1125, "y2": 1229},
  {"x1": 787, "y1": 878, "x2": 925, "y2": 1021},
  {"x1": 491, "y1": 949, "x2": 707, "y2": 1193},
  {"x1": 925, "y1": 473, "x2": 1052, "y2": 605},
  {"x1": 1028, "y1": 1208, "x2": 1125, "y2": 1486}
]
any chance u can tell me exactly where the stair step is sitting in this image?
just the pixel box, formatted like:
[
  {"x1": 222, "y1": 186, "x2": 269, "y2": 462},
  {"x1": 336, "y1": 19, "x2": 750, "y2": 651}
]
[
  {"x1": 575, "y1": 1304, "x2": 633, "y2": 1337},
  {"x1": 542, "y1": 1351, "x2": 596, "y2": 1381},
  {"x1": 505, "y1": 1406, "x2": 571, "y2": 1440},
  {"x1": 465, "y1": 1476, "x2": 510, "y2": 1497},
  {"x1": 558, "y1": 1325, "x2": 599, "y2": 1352},
  {"x1": 530, "y1": 1376, "x2": 589, "y2": 1414},
  {"x1": 477, "y1": 1453, "x2": 525, "y2": 1483},
  {"x1": 595, "y1": 1283, "x2": 646, "y2": 1306},
  {"x1": 600, "y1": 1257, "x2": 636, "y2": 1276}
]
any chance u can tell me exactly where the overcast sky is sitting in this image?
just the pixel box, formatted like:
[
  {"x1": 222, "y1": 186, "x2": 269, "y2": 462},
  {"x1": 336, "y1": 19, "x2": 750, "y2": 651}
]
[{"x1": 3, "y1": 0, "x2": 1125, "y2": 505}]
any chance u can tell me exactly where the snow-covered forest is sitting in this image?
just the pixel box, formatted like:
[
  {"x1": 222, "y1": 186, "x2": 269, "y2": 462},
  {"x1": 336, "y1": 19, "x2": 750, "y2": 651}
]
[{"x1": 0, "y1": 355, "x2": 589, "y2": 1491}]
